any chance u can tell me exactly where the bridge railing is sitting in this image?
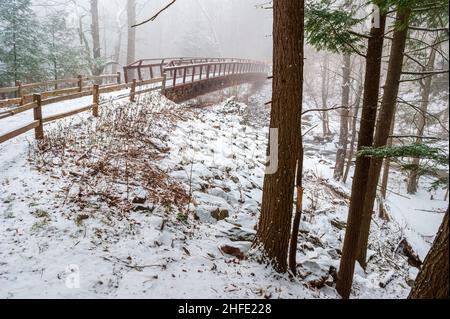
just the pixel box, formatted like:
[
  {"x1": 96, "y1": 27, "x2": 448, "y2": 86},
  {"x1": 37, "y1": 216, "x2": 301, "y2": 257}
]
[
  {"x1": 163, "y1": 61, "x2": 267, "y2": 87},
  {"x1": 123, "y1": 58, "x2": 267, "y2": 83}
]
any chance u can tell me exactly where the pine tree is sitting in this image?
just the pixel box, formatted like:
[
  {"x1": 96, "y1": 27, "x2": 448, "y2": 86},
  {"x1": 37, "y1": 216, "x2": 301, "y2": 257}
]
[
  {"x1": 0, "y1": 0, "x2": 46, "y2": 85},
  {"x1": 336, "y1": 1, "x2": 388, "y2": 299},
  {"x1": 356, "y1": 3, "x2": 412, "y2": 269},
  {"x1": 42, "y1": 11, "x2": 88, "y2": 82}
]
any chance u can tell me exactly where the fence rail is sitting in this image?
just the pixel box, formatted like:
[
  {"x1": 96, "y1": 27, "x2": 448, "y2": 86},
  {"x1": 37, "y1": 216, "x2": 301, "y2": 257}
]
[
  {"x1": 0, "y1": 76, "x2": 164, "y2": 145},
  {"x1": 1, "y1": 57, "x2": 267, "y2": 146},
  {"x1": 0, "y1": 73, "x2": 121, "y2": 108}
]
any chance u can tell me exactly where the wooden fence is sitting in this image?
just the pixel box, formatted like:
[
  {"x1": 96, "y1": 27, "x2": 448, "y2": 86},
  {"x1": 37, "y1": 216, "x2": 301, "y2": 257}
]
[
  {"x1": 0, "y1": 73, "x2": 121, "y2": 108},
  {"x1": 0, "y1": 75, "x2": 165, "y2": 145}
]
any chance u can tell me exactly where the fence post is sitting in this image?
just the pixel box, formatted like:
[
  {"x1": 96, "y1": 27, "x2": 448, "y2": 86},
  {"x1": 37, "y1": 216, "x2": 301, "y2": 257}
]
[
  {"x1": 130, "y1": 79, "x2": 136, "y2": 102},
  {"x1": 77, "y1": 75, "x2": 83, "y2": 92},
  {"x1": 33, "y1": 94, "x2": 44, "y2": 140},
  {"x1": 93, "y1": 85, "x2": 100, "y2": 117},
  {"x1": 161, "y1": 73, "x2": 167, "y2": 95},
  {"x1": 117, "y1": 72, "x2": 121, "y2": 84},
  {"x1": 16, "y1": 80, "x2": 23, "y2": 105}
]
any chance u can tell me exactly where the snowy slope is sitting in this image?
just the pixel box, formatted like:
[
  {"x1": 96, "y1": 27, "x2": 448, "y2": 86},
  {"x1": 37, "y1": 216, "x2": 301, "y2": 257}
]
[{"x1": 0, "y1": 85, "x2": 447, "y2": 299}]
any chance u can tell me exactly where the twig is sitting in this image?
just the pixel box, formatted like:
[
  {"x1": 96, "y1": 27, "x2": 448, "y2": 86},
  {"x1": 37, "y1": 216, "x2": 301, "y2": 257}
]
[{"x1": 132, "y1": 0, "x2": 177, "y2": 28}]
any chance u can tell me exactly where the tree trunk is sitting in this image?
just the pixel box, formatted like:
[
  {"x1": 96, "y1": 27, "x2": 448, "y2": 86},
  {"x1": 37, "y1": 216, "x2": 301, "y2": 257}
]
[
  {"x1": 127, "y1": 0, "x2": 136, "y2": 65},
  {"x1": 334, "y1": 54, "x2": 351, "y2": 180},
  {"x1": 256, "y1": 0, "x2": 304, "y2": 273},
  {"x1": 409, "y1": 208, "x2": 449, "y2": 299},
  {"x1": 90, "y1": 0, "x2": 102, "y2": 75},
  {"x1": 343, "y1": 82, "x2": 363, "y2": 184},
  {"x1": 356, "y1": 8, "x2": 411, "y2": 269},
  {"x1": 126, "y1": 0, "x2": 137, "y2": 80},
  {"x1": 289, "y1": 132, "x2": 304, "y2": 275},
  {"x1": 321, "y1": 55, "x2": 331, "y2": 137},
  {"x1": 380, "y1": 113, "x2": 396, "y2": 198},
  {"x1": 336, "y1": 13, "x2": 387, "y2": 299},
  {"x1": 407, "y1": 39, "x2": 438, "y2": 194}
]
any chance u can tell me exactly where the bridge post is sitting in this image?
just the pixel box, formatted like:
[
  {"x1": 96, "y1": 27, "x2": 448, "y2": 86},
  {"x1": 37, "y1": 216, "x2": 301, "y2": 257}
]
[{"x1": 173, "y1": 69, "x2": 177, "y2": 87}]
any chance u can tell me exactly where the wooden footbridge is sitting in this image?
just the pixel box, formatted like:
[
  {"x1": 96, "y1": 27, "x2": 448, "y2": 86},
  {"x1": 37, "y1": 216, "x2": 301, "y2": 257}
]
[{"x1": 124, "y1": 57, "x2": 268, "y2": 102}]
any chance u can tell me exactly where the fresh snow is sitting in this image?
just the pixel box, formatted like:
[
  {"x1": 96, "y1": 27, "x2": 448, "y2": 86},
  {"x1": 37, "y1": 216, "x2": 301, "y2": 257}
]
[{"x1": 0, "y1": 83, "x2": 447, "y2": 299}]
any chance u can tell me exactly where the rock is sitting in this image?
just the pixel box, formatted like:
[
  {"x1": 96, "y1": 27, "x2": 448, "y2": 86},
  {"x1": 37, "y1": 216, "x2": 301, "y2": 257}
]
[
  {"x1": 327, "y1": 249, "x2": 341, "y2": 260},
  {"x1": 131, "y1": 188, "x2": 147, "y2": 204},
  {"x1": 379, "y1": 271, "x2": 395, "y2": 288},
  {"x1": 396, "y1": 238, "x2": 422, "y2": 268},
  {"x1": 132, "y1": 196, "x2": 147, "y2": 205},
  {"x1": 220, "y1": 245, "x2": 246, "y2": 260},
  {"x1": 211, "y1": 209, "x2": 229, "y2": 221},
  {"x1": 225, "y1": 226, "x2": 256, "y2": 242},
  {"x1": 133, "y1": 205, "x2": 155, "y2": 212},
  {"x1": 307, "y1": 235, "x2": 325, "y2": 248},
  {"x1": 148, "y1": 216, "x2": 164, "y2": 230},
  {"x1": 331, "y1": 218, "x2": 347, "y2": 230}
]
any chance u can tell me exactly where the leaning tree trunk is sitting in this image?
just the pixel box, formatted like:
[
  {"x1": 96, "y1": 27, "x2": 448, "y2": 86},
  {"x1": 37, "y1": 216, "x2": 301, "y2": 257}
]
[
  {"x1": 336, "y1": 12, "x2": 387, "y2": 299},
  {"x1": 289, "y1": 130, "x2": 305, "y2": 275},
  {"x1": 356, "y1": 7, "x2": 411, "y2": 269},
  {"x1": 256, "y1": 0, "x2": 304, "y2": 273},
  {"x1": 409, "y1": 209, "x2": 449, "y2": 299},
  {"x1": 334, "y1": 54, "x2": 351, "y2": 180},
  {"x1": 407, "y1": 39, "x2": 438, "y2": 194}
]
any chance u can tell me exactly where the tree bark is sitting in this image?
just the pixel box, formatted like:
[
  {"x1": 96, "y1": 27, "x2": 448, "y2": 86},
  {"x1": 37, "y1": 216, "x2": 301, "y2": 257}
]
[
  {"x1": 334, "y1": 54, "x2": 351, "y2": 180},
  {"x1": 407, "y1": 38, "x2": 439, "y2": 194},
  {"x1": 289, "y1": 132, "x2": 304, "y2": 275},
  {"x1": 90, "y1": 0, "x2": 102, "y2": 75},
  {"x1": 336, "y1": 12, "x2": 387, "y2": 299},
  {"x1": 380, "y1": 112, "x2": 396, "y2": 198},
  {"x1": 343, "y1": 82, "x2": 363, "y2": 184},
  {"x1": 127, "y1": 0, "x2": 136, "y2": 65},
  {"x1": 256, "y1": 0, "x2": 304, "y2": 273},
  {"x1": 356, "y1": 8, "x2": 411, "y2": 269},
  {"x1": 321, "y1": 55, "x2": 331, "y2": 137},
  {"x1": 409, "y1": 208, "x2": 449, "y2": 299}
]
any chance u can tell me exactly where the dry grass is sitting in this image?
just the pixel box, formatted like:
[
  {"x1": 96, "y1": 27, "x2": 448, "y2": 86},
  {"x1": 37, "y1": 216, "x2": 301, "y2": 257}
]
[{"x1": 29, "y1": 93, "x2": 191, "y2": 218}]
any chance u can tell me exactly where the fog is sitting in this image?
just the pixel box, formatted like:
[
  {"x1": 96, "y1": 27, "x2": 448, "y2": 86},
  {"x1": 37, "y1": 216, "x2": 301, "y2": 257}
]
[{"x1": 33, "y1": 0, "x2": 273, "y2": 66}]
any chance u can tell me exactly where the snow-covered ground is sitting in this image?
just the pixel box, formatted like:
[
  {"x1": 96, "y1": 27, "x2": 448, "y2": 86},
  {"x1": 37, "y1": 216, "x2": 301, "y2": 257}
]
[{"x1": 0, "y1": 83, "x2": 447, "y2": 299}]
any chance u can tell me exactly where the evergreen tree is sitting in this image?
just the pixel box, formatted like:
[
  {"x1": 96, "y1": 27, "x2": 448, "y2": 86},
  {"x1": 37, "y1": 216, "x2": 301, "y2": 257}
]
[
  {"x1": 42, "y1": 11, "x2": 88, "y2": 81},
  {"x1": 0, "y1": 0, "x2": 46, "y2": 85}
]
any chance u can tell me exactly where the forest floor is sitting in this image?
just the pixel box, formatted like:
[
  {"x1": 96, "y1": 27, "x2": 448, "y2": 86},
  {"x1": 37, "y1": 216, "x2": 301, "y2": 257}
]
[{"x1": 0, "y1": 84, "x2": 447, "y2": 299}]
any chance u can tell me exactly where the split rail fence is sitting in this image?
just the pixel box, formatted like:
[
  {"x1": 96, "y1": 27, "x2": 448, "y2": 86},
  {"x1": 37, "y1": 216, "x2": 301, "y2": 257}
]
[
  {"x1": 0, "y1": 57, "x2": 267, "y2": 145},
  {"x1": 0, "y1": 75, "x2": 165, "y2": 144}
]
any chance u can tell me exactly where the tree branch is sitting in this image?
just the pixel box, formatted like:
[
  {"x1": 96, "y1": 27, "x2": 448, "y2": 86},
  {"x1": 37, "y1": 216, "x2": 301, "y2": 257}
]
[{"x1": 132, "y1": 0, "x2": 176, "y2": 28}]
